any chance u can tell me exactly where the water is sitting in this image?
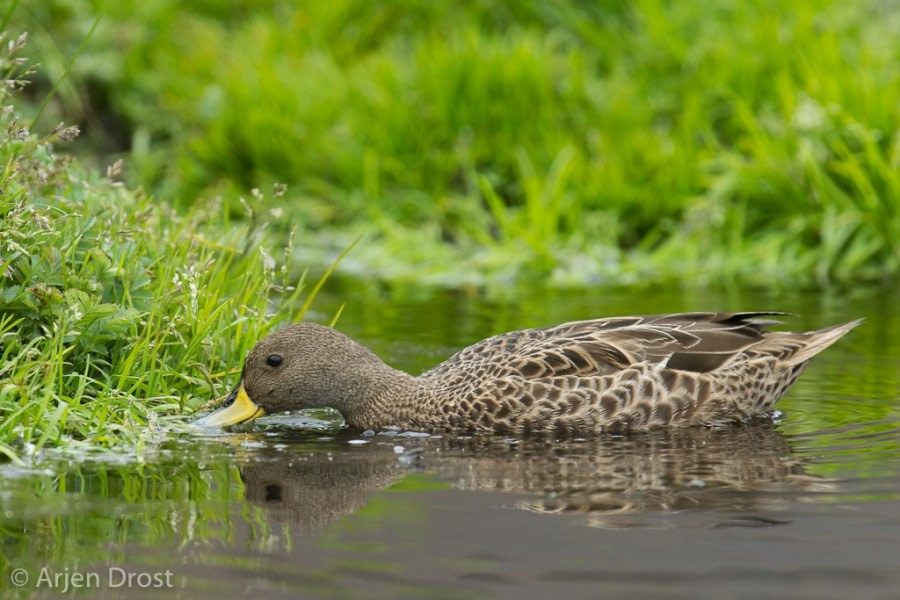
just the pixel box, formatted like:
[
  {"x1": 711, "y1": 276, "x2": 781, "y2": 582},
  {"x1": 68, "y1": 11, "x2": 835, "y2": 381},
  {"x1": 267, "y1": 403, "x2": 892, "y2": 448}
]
[{"x1": 2, "y1": 283, "x2": 899, "y2": 599}]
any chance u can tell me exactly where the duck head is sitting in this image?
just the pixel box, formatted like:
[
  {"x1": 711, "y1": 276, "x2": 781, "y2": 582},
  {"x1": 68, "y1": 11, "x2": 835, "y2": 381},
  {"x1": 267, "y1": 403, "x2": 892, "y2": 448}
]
[{"x1": 195, "y1": 322, "x2": 392, "y2": 428}]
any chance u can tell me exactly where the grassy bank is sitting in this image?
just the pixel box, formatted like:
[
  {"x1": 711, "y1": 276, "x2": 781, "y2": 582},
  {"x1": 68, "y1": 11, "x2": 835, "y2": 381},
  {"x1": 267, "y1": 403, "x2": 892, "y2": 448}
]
[
  {"x1": 19, "y1": 0, "x2": 900, "y2": 288},
  {"x1": 0, "y1": 34, "x2": 323, "y2": 460},
  {"x1": 0, "y1": 0, "x2": 894, "y2": 459}
]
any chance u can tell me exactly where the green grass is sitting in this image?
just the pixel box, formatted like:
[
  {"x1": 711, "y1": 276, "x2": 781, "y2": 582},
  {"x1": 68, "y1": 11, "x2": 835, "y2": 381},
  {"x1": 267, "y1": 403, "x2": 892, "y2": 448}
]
[
  {"x1": 0, "y1": 34, "x2": 328, "y2": 460},
  {"x1": 2, "y1": 1, "x2": 898, "y2": 453},
  {"x1": 17, "y1": 0, "x2": 900, "y2": 288}
]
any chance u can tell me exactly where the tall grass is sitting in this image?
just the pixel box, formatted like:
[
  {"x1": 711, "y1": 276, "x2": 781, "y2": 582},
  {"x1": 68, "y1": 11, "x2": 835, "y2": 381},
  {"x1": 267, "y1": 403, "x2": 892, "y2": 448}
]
[
  {"x1": 0, "y1": 35, "x2": 324, "y2": 461},
  {"x1": 17, "y1": 0, "x2": 900, "y2": 286}
]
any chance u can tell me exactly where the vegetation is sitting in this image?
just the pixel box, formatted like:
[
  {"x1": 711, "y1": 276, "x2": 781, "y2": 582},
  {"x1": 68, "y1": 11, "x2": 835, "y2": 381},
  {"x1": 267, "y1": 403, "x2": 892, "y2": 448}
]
[
  {"x1": 19, "y1": 0, "x2": 900, "y2": 287},
  {"x1": 0, "y1": 32, "x2": 324, "y2": 460},
  {"x1": 2, "y1": 0, "x2": 898, "y2": 455}
]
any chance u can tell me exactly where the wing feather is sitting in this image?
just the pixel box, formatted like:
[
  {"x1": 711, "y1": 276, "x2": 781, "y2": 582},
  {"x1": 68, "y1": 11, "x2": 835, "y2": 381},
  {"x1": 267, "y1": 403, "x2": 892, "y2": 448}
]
[{"x1": 421, "y1": 312, "x2": 791, "y2": 380}]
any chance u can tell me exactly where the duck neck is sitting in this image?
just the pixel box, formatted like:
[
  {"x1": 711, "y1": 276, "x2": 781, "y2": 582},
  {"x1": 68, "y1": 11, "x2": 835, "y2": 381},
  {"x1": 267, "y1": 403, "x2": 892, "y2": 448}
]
[{"x1": 332, "y1": 364, "x2": 428, "y2": 431}]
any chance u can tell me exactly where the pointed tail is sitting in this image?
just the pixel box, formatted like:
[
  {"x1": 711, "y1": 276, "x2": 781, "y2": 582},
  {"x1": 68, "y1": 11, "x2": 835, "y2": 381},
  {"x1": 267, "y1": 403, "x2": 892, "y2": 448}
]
[{"x1": 784, "y1": 318, "x2": 863, "y2": 366}]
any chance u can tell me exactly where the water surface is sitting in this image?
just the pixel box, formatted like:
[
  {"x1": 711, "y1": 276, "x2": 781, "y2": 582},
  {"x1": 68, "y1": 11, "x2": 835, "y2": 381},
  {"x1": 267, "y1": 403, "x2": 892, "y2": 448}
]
[{"x1": 2, "y1": 283, "x2": 899, "y2": 599}]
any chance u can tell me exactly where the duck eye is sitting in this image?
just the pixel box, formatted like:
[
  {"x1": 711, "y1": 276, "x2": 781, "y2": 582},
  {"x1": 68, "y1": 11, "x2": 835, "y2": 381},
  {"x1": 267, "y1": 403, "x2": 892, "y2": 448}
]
[{"x1": 266, "y1": 354, "x2": 283, "y2": 368}]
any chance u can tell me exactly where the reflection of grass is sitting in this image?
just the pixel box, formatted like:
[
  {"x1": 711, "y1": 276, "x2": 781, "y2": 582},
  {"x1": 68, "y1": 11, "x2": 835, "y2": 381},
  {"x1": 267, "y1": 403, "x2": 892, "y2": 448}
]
[
  {"x1": 385, "y1": 472, "x2": 453, "y2": 493},
  {"x1": 325, "y1": 473, "x2": 440, "y2": 531},
  {"x1": 319, "y1": 472, "x2": 449, "y2": 552},
  {"x1": 0, "y1": 451, "x2": 248, "y2": 590},
  {"x1": 775, "y1": 346, "x2": 900, "y2": 482},
  {"x1": 20, "y1": 0, "x2": 900, "y2": 286},
  {"x1": 782, "y1": 412, "x2": 900, "y2": 482}
]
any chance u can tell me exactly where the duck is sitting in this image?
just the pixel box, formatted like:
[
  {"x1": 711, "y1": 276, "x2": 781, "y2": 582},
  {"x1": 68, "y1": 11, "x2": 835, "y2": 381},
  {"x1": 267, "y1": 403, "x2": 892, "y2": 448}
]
[{"x1": 196, "y1": 312, "x2": 861, "y2": 434}]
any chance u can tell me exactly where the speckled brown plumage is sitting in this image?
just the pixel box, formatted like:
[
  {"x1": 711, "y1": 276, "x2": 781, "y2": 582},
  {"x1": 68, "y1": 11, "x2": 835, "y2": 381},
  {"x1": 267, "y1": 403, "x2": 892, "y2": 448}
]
[{"x1": 223, "y1": 312, "x2": 861, "y2": 434}]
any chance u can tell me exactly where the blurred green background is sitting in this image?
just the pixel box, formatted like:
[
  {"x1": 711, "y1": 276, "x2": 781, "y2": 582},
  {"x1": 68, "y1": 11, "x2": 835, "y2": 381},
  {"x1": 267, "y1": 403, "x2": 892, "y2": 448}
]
[{"x1": 16, "y1": 0, "x2": 900, "y2": 288}]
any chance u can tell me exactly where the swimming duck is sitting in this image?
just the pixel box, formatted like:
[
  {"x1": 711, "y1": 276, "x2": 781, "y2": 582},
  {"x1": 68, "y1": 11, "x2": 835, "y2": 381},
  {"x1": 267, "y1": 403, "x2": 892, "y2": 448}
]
[{"x1": 196, "y1": 312, "x2": 860, "y2": 434}]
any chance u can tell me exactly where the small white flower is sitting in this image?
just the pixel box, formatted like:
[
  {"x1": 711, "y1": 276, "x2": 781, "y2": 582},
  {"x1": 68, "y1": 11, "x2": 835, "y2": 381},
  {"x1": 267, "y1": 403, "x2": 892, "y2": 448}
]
[{"x1": 260, "y1": 246, "x2": 276, "y2": 273}]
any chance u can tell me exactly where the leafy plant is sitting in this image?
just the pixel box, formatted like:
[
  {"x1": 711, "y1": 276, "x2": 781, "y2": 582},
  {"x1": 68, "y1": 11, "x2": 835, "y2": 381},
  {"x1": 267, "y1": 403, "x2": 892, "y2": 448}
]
[{"x1": 0, "y1": 33, "x2": 323, "y2": 461}]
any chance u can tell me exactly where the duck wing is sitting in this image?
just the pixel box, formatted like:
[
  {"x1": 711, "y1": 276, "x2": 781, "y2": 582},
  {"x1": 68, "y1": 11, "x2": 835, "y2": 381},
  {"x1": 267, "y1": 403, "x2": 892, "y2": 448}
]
[{"x1": 422, "y1": 312, "x2": 787, "y2": 380}]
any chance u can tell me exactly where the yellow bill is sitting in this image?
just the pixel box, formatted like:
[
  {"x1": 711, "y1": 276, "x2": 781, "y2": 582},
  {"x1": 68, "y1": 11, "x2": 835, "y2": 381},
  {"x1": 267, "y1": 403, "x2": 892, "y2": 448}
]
[{"x1": 195, "y1": 383, "x2": 265, "y2": 427}]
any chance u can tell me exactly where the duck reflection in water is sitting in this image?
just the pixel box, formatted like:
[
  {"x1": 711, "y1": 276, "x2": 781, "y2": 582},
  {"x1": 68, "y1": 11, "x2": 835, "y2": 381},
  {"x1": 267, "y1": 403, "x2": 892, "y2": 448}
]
[{"x1": 235, "y1": 424, "x2": 830, "y2": 530}]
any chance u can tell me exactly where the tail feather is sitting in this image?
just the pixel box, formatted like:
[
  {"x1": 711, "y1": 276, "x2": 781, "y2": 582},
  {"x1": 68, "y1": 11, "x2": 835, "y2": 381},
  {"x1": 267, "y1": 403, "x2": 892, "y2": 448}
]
[{"x1": 784, "y1": 318, "x2": 863, "y2": 366}]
